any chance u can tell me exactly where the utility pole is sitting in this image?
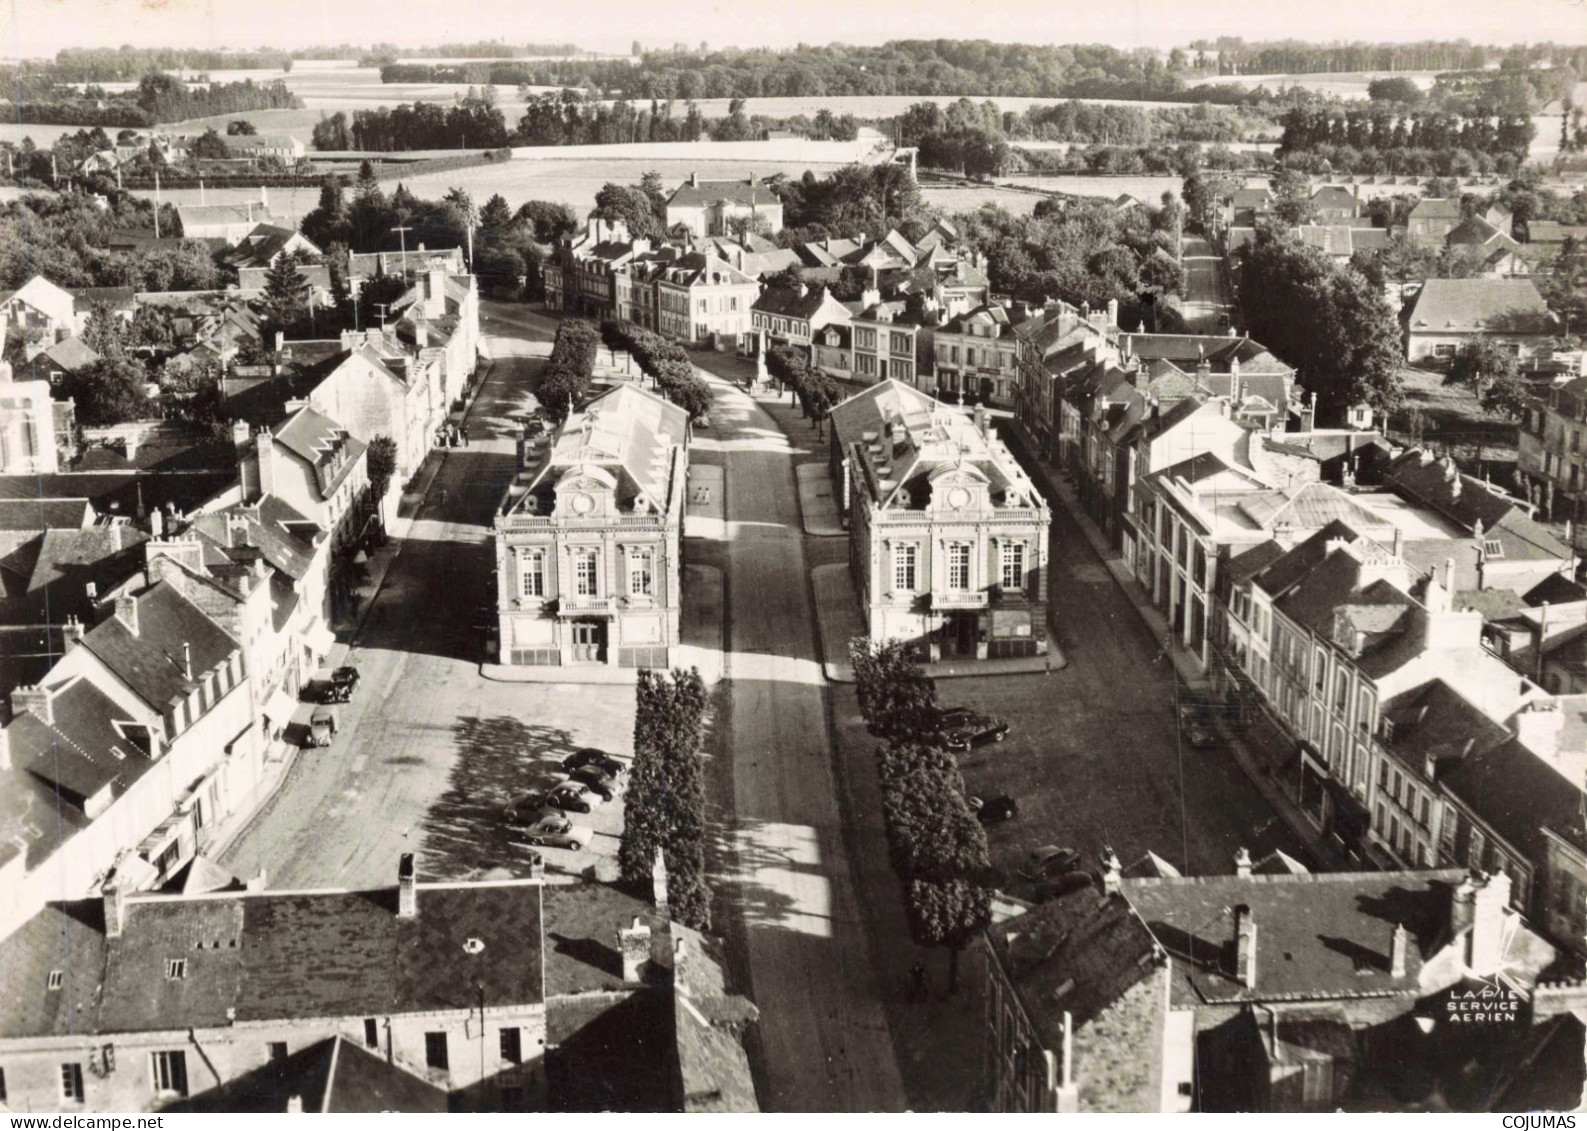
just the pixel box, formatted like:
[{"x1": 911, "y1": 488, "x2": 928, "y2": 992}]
[
  {"x1": 153, "y1": 168, "x2": 161, "y2": 239},
  {"x1": 391, "y1": 224, "x2": 413, "y2": 278}
]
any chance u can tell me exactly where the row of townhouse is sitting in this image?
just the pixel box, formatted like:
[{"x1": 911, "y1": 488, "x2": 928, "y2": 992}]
[
  {"x1": 0, "y1": 852, "x2": 756, "y2": 1113},
  {"x1": 0, "y1": 400, "x2": 368, "y2": 943}
]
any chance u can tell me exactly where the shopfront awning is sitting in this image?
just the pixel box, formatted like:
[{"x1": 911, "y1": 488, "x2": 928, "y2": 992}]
[
  {"x1": 263, "y1": 688, "x2": 298, "y2": 731},
  {"x1": 306, "y1": 623, "x2": 336, "y2": 660}
]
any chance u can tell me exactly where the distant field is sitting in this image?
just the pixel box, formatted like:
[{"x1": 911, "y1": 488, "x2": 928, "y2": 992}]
[{"x1": 1189, "y1": 70, "x2": 1442, "y2": 99}]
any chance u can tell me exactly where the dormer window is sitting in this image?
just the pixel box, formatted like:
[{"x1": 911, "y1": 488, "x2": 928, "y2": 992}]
[
  {"x1": 1380, "y1": 719, "x2": 1395, "y2": 745},
  {"x1": 47, "y1": 970, "x2": 63, "y2": 991},
  {"x1": 165, "y1": 959, "x2": 187, "y2": 980},
  {"x1": 1483, "y1": 539, "x2": 1504, "y2": 559}
]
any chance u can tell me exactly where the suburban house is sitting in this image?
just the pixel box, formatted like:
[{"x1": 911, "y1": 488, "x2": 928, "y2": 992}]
[
  {"x1": 0, "y1": 578, "x2": 261, "y2": 943},
  {"x1": 1407, "y1": 198, "x2": 1462, "y2": 248},
  {"x1": 1310, "y1": 184, "x2": 1361, "y2": 221},
  {"x1": 0, "y1": 276, "x2": 78, "y2": 353},
  {"x1": 1404, "y1": 278, "x2": 1560, "y2": 370},
  {"x1": 850, "y1": 303, "x2": 920, "y2": 386},
  {"x1": 830, "y1": 381, "x2": 1051, "y2": 665},
  {"x1": 1444, "y1": 216, "x2": 1527, "y2": 277},
  {"x1": 493, "y1": 384, "x2": 687, "y2": 671},
  {"x1": 222, "y1": 223, "x2": 321, "y2": 273},
  {"x1": 750, "y1": 283, "x2": 853, "y2": 349},
  {"x1": 224, "y1": 133, "x2": 307, "y2": 162},
  {"x1": 664, "y1": 173, "x2": 784, "y2": 239}
]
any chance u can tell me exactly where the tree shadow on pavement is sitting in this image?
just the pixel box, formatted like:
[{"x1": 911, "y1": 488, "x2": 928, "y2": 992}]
[{"x1": 416, "y1": 714, "x2": 580, "y2": 880}]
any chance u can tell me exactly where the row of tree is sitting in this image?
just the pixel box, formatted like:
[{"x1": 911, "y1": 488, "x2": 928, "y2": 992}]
[
  {"x1": 599, "y1": 321, "x2": 714, "y2": 420},
  {"x1": 851, "y1": 639, "x2": 991, "y2": 991},
  {"x1": 765, "y1": 342, "x2": 843, "y2": 429},
  {"x1": 618, "y1": 667, "x2": 712, "y2": 931},
  {"x1": 537, "y1": 319, "x2": 600, "y2": 421},
  {"x1": 309, "y1": 95, "x2": 510, "y2": 152},
  {"x1": 1278, "y1": 106, "x2": 1537, "y2": 162},
  {"x1": 0, "y1": 73, "x2": 300, "y2": 128}
]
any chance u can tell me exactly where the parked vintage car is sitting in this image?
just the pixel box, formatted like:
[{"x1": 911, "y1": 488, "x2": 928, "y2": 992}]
[{"x1": 307, "y1": 705, "x2": 337, "y2": 748}]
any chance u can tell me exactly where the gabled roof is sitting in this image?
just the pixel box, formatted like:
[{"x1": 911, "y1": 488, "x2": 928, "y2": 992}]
[
  {"x1": 0, "y1": 497, "x2": 94, "y2": 531},
  {"x1": 190, "y1": 496, "x2": 319, "y2": 583},
  {"x1": 1446, "y1": 216, "x2": 1521, "y2": 251},
  {"x1": 1385, "y1": 449, "x2": 1569, "y2": 560},
  {"x1": 1407, "y1": 278, "x2": 1556, "y2": 335},
  {"x1": 752, "y1": 284, "x2": 839, "y2": 320},
  {"x1": 658, "y1": 252, "x2": 757, "y2": 287},
  {"x1": 1311, "y1": 185, "x2": 1358, "y2": 210},
  {"x1": 1410, "y1": 197, "x2": 1461, "y2": 220},
  {"x1": 1443, "y1": 734, "x2": 1587, "y2": 861},
  {"x1": 272, "y1": 405, "x2": 367, "y2": 501},
  {"x1": 222, "y1": 223, "x2": 314, "y2": 269},
  {"x1": 80, "y1": 581, "x2": 239, "y2": 713},
  {"x1": 1249, "y1": 519, "x2": 1368, "y2": 599},
  {"x1": 170, "y1": 1035, "x2": 448, "y2": 1113},
  {"x1": 7, "y1": 674, "x2": 157, "y2": 810},
  {"x1": 39, "y1": 335, "x2": 100, "y2": 374},
  {"x1": 1379, "y1": 679, "x2": 1512, "y2": 771}
]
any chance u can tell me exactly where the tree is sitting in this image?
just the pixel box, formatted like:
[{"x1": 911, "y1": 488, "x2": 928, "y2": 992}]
[
  {"x1": 1481, "y1": 371, "x2": 1531, "y2": 421},
  {"x1": 348, "y1": 160, "x2": 391, "y2": 252},
  {"x1": 189, "y1": 129, "x2": 230, "y2": 160},
  {"x1": 591, "y1": 181, "x2": 666, "y2": 241},
  {"x1": 1446, "y1": 337, "x2": 1520, "y2": 406},
  {"x1": 300, "y1": 174, "x2": 352, "y2": 249},
  {"x1": 849, "y1": 637, "x2": 939, "y2": 741},
  {"x1": 517, "y1": 199, "x2": 580, "y2": 243},
  {"x1": 366, "y1": 434, "x2": 399, "y2": 511},
  {"x1": 1269, "y1": 165, "x2": 1317, "y2": 226},
  {"x1": 260, "y1": 252, "x2": 309, "y2": 333},
  {"x1": 619, "y1": 667, "x2": 712, "y2": 930},
  {"x1": 479, "y1": 192, "x2": 513, "y2": 235},
  {"x1": 226, "y1": 119, "x2": 258, "y2": 135},
  {"x1": 71, "y1": 357, "x2": 149, "y2": 426},
  {"x1": 79, "y1": 304, "x2": 128, "y2": 358}
]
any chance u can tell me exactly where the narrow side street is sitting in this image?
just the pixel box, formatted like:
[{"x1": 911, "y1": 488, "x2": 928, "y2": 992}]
[{"x1": 1180, "y1": 233, "x2": 1231, "y2": 333}]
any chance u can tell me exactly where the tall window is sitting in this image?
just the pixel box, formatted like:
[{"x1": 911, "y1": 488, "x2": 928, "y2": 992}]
[
  {"x1": 364, "y1": 1018, "x2": 380, "y2": 1048},
  {"x1": 629, "y1": 548, "x2": 654, "y2": 596},
  {"x1": 893, "y1": 543, "x2": 918, "y2": 591},
  {"x1": 425, "y1": 1031, "x2": 450, "y2": 1071},
  {"x1": 500, "y1": 1027, "x2": 523, "y2": 1065},
  {"x1": 1000, "y1": 542, "x2": 1026, "y2": 591},
  {"x1": 519, "y1": 550, "x2": 544, "y2": 598},
  {"x1": 947, "y1": 543, "x2": 971, "y2": 591},
  {"x1": 60, "y1": 1063, "x2": 84, "y2": 1104},
  {"x1": 150, "y1": 1051, "x2": 188, "y2": 1097},
  {"x1": 574, "y1": 550, "x2": 599, "y2": 597}
]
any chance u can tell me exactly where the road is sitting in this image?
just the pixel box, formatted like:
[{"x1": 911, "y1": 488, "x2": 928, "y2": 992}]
[
  {"x1": 220, "y1": 323, "x2": 637, "y2": 889},
  {"x1": 697, "y1": 362, "x2": 907, "y2": 1112},
  {"x1": 1179, "y1": 234, "x2": 1231, "y2": 333}
]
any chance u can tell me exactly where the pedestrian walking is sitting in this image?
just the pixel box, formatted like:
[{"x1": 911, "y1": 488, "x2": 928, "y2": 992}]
[
  {"x1": 460, "y1": 426, "x2": 469, "y2": 447},
  {"x1": 910, "y1": 960, "x2": 927, "y2": 1002}
]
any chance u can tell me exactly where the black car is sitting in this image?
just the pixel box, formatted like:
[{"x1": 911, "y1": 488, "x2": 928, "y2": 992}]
[
  {"x1": 321, "y1": 666, "x2": 359, "y2": 703},
  {"x1": 1036, "y1": 870, "x2": 1096, "y2": 903},
  {"x1": 568, "y1": 766, "x2": 620, "y2": 801},
  {"x1": 562, "y1": 748, "x2": 627, "y2": 778},
  {"x1": 532, "y1": 781, "x2": 595, "y2": 814},
  {"x1": 969, "y1": 794, "x2": 1019, "y2": 824},
  {"x1": 941, "y1": 712, "x2": 1011, "y2": 752}
]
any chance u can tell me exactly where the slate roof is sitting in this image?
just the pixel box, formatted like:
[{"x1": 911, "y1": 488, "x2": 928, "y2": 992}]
[
  {"x1": 0, "y1": 497, "x2": 94, "y2": 531},
  {"x1": 171, "y1": 1035, "x2": 448, "y2": 1113},
  {"x1": 0, "y1": 472, "x2": 237, "y2": 516},
  {"x1": 1311, "y1": 185, "x2": 1359, "y2": 210},
  {"x1": 1126, "y1": 869, "x2": 1468, "y2": 1005},
  {"x1": 1298, "y1": 224, "x2": 1357, "y2": 256},
  {"x1": 1385, "y1": 450, "x2": 1569, "y2": 560},
  {"x1": 1407, "y1": 278, "x2": 1556, "y2": 335},
  {"x1": 667, "y1": 177, "x2": 779, "y2": 209},
  {"x1": 1251, "y1": 519, "x2": 1369, "y2": 600},
  {"x1": 1379, "y1": 679, "x2": 1513, "y2": 771},
  {"x1": 752, "y1": 285, "x2": 835, "y2": 320},
  {"x1": 0, "y1": 878, "x2": 547, "y2": 1039},
  {"x1": 657, "y1": 252, "x2": 757, "y2": 287},
  {"x1": 1119, "y1": 333, "x2": 1294, "y2": 375},
  {"x1": 0, "y1": 899, "x2": 108, "y2": 1037},
  {"x1": 79, "y1": 581, "x2": 240, "y2": 713},
  {"x1": 272, "y1": 405, "x2": 367, "y2": 501},
  {"x1": 7, "y1": 673, "x2": 156, "y2": 810},
  {"x1": 190, "y1": 496, "x2": 319, "y2": 583},
  {"x1": 1442, "y1": 736, "x2": 1587, "y2": 861},
  {"x1": 986, "y1": 890, "x2": 1167, "y2": 1076},
  {"x1": 513, "y1": 383, "x2": 687, "y2": 519},
  {"x1": 222, "y1": 223, "x2": 306, "y2": 269},
  {"x1": 38, "y1": 335, "x2": 100, "y2": 374},
  {"x1": 1410, "y1": 198, "x2": 1461, "y2": 220},
  {"x1": 1446, "y1": 216, "x2": 1521, "y2": 250}
]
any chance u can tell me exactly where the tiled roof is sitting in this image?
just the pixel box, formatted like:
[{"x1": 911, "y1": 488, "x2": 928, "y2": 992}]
[
  {"x1": 40, "y1": 335, "x2": 100, "y2": 373},
  {"x1": 222, "y1": 223, "x2": 304, "y2": 269},
  {"x1": 190, "y1": 496, "x2": 318, "y2": 583},
  {"x1": 1446, "y1": 216, "x2": 1519, "y2": 249},
  {"x1": 0, "y1": 497, "x2": 93, "y2": 531},
  {"x1": 659, "y1": 252, "x2": 757, "y2": 287},
  {"x1": 1126, "y1": 869, "x2": 1466, "y2": 1004},
  {"x1": 1250, "y1": 519, "x2": 1368, "y2": 599},
  {"x1": 79, "y1": 581, "x2": 239, "y2": 713},
  {"x1": 19, "y1": 524, "x2": 150, "y2": 599},
  {"x1": 0, "y1": 472, "x2": 237, "y2": 515},
  {"x1": 1407, "y1": 278, "x2": 1555, "y2": 335},
  {"x1": 1298, "y1": 224, "x2": 1357, "y2": 256},
  {"x1": 0, "y1": 899, "x2": 108, "y2": 1037},
  {"x1": 1410, "y1": 198, "x2": 1461, "y2": 220},
  {"x1": 1529, "y1": 221, "x2": 1587, "y2": 244},
  {"x1": 667, "y1": 177, "x2": 779, "y2": 209},
  {"x1": 752, "y1": 285, "x2": 835, "y2": 319},
  {"x1": 1311, "y1": 185, "x2": 1358, "y2": 209}
]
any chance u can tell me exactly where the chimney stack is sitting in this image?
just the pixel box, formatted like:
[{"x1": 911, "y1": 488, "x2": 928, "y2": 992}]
[
  {"x1": 1392, "y1": 525, "x2": 1404, "y2": 559},
  {"x1": 1100, "y1": 846, "x2": 1123, "y2": 895},
  {"x1": 690, "y1": 171, "x2": 699, "y2": 188},
  {"x1": 11, "y1": 684, "x2": 54, "y2": 725},
  {"x1": 1234, "y1": 846, "x2": 1253, "y2": 878},
  {"x1": 652, "y1": 848, "x2": 670, "y2": 917},
  {"x1": 182, "y1": 642, "x2": 192, "y2": 681},
  {"x1": 256, "y1": 428, "x2": 277, "y2": 499},
  {"x1": 114, "y1": 594, "x2": 139, "y2": 636},
  {"x1": 1390, "y1": 922, "x2": 1409, "y2": 978},
  {"x1": 104, "y1": 885, "x2": 127, "y2": 939},
  {"x1": 618, "y1": 916, "x2": 652, "y2": 984},
  {"x1": 1233, "y1": 905, "x2": 1257, "y2": 988},
  {"x1": 1468, "y1": 870, "x2": 1512, "y2": 975},
  {"x1": 397, "y1": 852, "x2": 417, "y2": 919},
  {"x1": 286, "y1": 1096, "x2": 304, "y2": 1114},
  {"x1": 63, "y1": 616, "x2": 85, "y2": 653}
]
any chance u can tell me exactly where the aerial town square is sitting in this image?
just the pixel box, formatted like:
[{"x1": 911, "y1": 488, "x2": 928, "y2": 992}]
[{"x1": 4, "y1": 0, "x2": 1587, "y2": 1115}]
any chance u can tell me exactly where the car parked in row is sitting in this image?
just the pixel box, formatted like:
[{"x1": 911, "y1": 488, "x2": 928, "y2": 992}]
[
  {"x1": 562, "y1": 748, "x2": 628, "y2": 779},
  {"x1": 1018, "y1": 845, "x2": 1083, "y2": 881},
  {"x1": 503, "y1": 798, "x2": 592, "y2": 851},
  {"x1": 568, "y1": 765, "x2": 621, "y2": 801},
  {"x1": 523, "y1": 780, "x2": 598, "y2": 814},
  {"x1": 969, "y1": 794, "x2": 1019, "y2": 824},
  {"x1": 937, "y1": 707, "x2": 1011, "y2": 752}
]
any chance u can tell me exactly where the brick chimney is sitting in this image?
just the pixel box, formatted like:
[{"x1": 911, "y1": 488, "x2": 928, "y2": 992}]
[
  {"x1": 618, "y1": 916, "x2": 652, "y2": 983},
  {"x1": 146, "y1": 535, "x2": 206, "y2": 581},
  {"x1": 424, "y1": 267, "x2": 447, "y2": 318},
  {"x1": 1234, "y1": 846, "x2": 1253, "y2": 878},
  {"x1": 689, "y1": 171, "x2": 699, "y2": 188},
  {"x1": 1233, "y1": 904, "x2": 1257, "y2": 988},
  {"x1": 397, "y1": 852, "x2": 417, "y2": 919},
  {"x1": 62, "y1": 616, "x2": 85, "y2": 654},
  {"x1": 114, "y1": 594, "x2": 139, "y2": 636},
  {"x1": 11, "y1": 684, "x2": 54, "y2": 724},
  {"x1": 1468, "y1": 870, "x2": 1512, "y2": 976},
  {"x1": 1390, "y1": 922, "x2": 1409, "y2": 978}
]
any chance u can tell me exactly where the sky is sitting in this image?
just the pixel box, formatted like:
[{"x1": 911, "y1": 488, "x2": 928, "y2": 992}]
[{"x1": 2, "y1": 0, "x2": 1584, "y2": 60}]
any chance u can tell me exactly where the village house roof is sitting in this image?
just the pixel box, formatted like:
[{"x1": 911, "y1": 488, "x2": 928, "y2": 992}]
[
  {"x1": 272, "y1": 405, "x2": 367, "y2": 500},
  {"x1": 1378, "y1": 678, "x2": 1513, "y2": 773},
  {"x1": 5, "y1": 674, "x2": 158, "y2": 821},
  {"x1": 1311, "y1": 185, "x2": 1358, "y2": 210},
  {"x1": 35, "y1": 335, "x2": 101, "y2": 375},
  {"x1": 170, "y1": 1034, "x2": 448, "y2": 1113},
  {"x1": 1406, "y1": 278, "x2": 1556, "y2": 335},
  {"x1": 1384, "y1": 449, "x2": 1569, "y2": 561},
  {"x1": 667, "y1": 176, "x2": 780, "y2": 210},
  {"x1": 1446, "y1": 216, "x2": 1521, "y2": 250},
  {"x1": 1409, "y1": 197, "x2": 1462, "y2": 221},
  {"x1": 71, "y1": 286, "x2": 137, "y2": 312},
  {"x1": 1528, "y1": 221, "x2": 1587, "y2": 244},
  {"x1": 657, "y1": 252, "x2": 757, "y2": 288},
  {"x1": 79, "y1": 580, "x2": 239, "y2": 713},
  {"x1": 189, "y1": 495, "x2": 319, "y2": 584},
  {"x1": 222, "y1": 223, "x2": 315, "y2": 270},
  {"x1": 752, "y1": 284, "x2": 837, "y2": 320},
  {"x1": 0, "y1": 497, "x2": 94, "y2": 531}
]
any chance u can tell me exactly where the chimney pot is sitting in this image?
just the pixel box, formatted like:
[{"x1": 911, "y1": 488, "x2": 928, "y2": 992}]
[
  {"x1": 1234, "y1": 846, "x2": 1253, "y2": 878},
  {"x1": 104, "y1": 885, "x2": 127, "y2": 939},
  {"x1": 397, "y1": 852, "x2": 417, "y2": 919},
  {"x1": 1100, "y1": 846, "x2": 1123, "y2": 895}
]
